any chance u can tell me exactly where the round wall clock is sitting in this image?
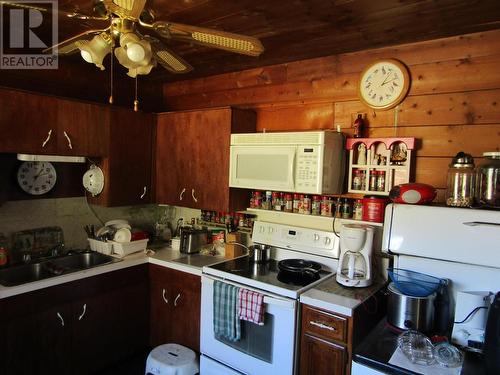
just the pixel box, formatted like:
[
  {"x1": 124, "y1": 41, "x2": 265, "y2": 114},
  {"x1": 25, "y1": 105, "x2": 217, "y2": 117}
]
[
  {"x1": 17, "y1": 161, "x2": 57, "y2": 195},
  {"x1": 358, "y1": 59, "x2": 410, "y2": 110}
]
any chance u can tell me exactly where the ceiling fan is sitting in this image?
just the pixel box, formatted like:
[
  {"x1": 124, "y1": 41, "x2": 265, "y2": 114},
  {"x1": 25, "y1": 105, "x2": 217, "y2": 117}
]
[{"x1": 39, "y1": 0, "x2": 265, "y2": 77}]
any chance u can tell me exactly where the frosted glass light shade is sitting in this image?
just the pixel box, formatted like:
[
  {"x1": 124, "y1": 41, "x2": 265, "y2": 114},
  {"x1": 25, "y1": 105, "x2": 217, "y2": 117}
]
[
  {"x1": 78, "y1": 34, "x2": 112, "y2": 70},
  {"x1": 126, "y1": 43, "x2": 146, "y2": 62}
]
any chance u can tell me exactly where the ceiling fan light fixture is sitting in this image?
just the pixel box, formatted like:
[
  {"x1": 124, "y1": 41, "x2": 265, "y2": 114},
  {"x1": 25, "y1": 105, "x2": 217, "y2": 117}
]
[
  {"x1": 126, "y1": 42, "x2": 146, "y2": 62},
  {"x1": 76, "y1": 33, "x2": 112, "y2": 70},
  {"x1": 126, "y1": 59, "x2": 157, "y2": 78}
]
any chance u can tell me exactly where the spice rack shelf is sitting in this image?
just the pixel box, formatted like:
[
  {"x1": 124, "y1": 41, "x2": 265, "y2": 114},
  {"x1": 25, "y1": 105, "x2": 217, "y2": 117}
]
[
  {"x1": 246, "y1": 208, "x2": 384, "y2": 228},
  {"x1": 346, "y1": 137, "x2": 415, "y2": 196}
]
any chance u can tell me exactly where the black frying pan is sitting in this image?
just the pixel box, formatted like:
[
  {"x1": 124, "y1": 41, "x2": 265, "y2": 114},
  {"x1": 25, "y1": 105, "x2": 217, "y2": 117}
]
[{"x1": 278, "y1": 259, "x2": 322, "y2": 278}]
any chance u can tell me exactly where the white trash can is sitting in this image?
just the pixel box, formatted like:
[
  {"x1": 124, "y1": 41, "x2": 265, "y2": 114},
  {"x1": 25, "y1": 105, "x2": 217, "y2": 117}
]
[{"x1": 145, "y1": 343, "x2": 199, "y2": 375}]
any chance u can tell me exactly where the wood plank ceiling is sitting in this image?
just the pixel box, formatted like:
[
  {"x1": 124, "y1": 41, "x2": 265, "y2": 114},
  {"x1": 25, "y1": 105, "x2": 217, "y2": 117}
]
[{"x1": 1, "y1": 0, "x2": 500, "y2": 109}]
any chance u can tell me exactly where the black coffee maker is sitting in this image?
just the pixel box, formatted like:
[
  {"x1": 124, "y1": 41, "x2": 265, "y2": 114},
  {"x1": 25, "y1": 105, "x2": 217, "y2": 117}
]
[{"x1": 484, "y1": 292, "x2": 500, "y2": 374}]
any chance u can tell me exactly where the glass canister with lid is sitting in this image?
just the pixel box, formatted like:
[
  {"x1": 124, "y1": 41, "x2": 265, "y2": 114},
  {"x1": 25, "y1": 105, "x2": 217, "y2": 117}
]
[
  {"x1": 475, "y1": 152, "x2": 500, "y2": 208},
  {"x1": 446, "y1": 152, "x2": 475, "y2": 207}
]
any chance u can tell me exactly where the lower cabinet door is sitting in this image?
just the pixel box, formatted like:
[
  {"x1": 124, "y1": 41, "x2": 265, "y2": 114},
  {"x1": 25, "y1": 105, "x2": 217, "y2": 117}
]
[
  {"x1": 168, "y1": 279, "x2": 201, "y2": 352},
  {"x1": 1, "y1": 303, "x2": 72, "y2": 375},
  {"x1": 300, "y1": 333, "x2": 347, "y2": 375},
  {"x1": 150, "y1": 281, "x2": 172, "y2": 347}
]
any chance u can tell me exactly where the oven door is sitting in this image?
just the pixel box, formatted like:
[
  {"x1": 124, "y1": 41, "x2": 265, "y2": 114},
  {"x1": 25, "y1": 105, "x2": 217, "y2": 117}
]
[{"x1": 201, "y1": 275, "x2": 297, "y2": 375}]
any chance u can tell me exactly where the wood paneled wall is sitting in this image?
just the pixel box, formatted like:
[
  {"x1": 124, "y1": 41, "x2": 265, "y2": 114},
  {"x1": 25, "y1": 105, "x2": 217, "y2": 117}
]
[{"x1": 162, "y1": 30, "x2": 500, "y2": 201}]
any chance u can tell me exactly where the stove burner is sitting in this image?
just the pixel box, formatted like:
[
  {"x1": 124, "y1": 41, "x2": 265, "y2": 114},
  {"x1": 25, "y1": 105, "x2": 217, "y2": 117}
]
[{"x1": 277, "y1": 270, "x2": 320, "y2": 286}]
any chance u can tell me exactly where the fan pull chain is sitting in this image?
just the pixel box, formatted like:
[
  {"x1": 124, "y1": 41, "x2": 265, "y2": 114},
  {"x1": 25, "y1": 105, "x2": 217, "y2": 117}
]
[
  {"x1": 109, "y1": 45, "x2": 114, "y2": 105},
  {"x1": 134, "y1": 76, "x2": 139, "y2": 112}
]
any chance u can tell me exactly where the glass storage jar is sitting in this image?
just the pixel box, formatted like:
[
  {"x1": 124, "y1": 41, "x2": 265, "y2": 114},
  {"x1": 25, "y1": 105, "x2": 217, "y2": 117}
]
[
  {"x1": 475, "y1": 152, "x2": 500, "y2": 208},
  {"x1": 446, "y1": 152, "x2": 475, "y2": 207}
]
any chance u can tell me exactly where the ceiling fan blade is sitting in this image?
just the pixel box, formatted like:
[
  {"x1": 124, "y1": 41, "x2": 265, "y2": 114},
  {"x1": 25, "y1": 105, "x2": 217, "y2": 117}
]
[
  {"x1": 0, "y1": 1, "x2": 109, "y2": 20},
  {"x1": 102, "y1": 0, "x2": 146, "y2": 20},
  {"x1": 144, "y1": 36, "x2": 193, "y2": 74},
  {"x1": 42, "y1": 29, "x2": 109, "y2": 55},
  {"x1": 149, "y1": 21, "x2": 264, "y2": 57}
]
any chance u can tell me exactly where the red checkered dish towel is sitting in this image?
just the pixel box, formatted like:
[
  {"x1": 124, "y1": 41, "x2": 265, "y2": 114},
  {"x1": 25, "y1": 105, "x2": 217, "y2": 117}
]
[{"x1": 238, "y1": 288, "x2": 265, "y2": 326}]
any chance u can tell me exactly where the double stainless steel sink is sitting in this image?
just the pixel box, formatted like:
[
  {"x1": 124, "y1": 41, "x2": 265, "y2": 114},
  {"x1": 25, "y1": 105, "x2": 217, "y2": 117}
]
[{"x1": 0, "y1": 252, "x2": 121, "y2": 287}]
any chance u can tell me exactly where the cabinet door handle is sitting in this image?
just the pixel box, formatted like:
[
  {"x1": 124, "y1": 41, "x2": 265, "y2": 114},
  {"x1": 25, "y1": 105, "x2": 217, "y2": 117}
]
[
  {"x1": 162, "y1": 288, "x2": 168, "y2": 304},
  {"x1": 174, "y1": 293, "x2": 181, "y2": 307},
  {"x1": 42, "y1": 129, "x2": 53, "y2": 148},
  {"x1": 191, "y1": 189, "x2": 198, "y2": 203},
  {"x1": 310, "y1": 320, "x2": 336, "y2": 331},
  {"x1": 57, "y1": 312, "x2": 65, "y2": 327},
  {"x1": 179, "y1": 188, "x2": 186, "y2": 201},
  {"x1": 78, "y1": 303, "x2": 87, "y2": 321},
  {"x1": 140, "y1": 186, "x2": 147, "y2": 199},
  {"x1": 63, "y1": 131, "x2": 73, "y2": 149}
]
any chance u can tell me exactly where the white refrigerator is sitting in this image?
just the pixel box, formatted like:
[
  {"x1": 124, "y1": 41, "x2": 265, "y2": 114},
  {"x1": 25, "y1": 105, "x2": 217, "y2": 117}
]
[{"x1": 352, "y1": 204, "x2": 500, "y2": 375}]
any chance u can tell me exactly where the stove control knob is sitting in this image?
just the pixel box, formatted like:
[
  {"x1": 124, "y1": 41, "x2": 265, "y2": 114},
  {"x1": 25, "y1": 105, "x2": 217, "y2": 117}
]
[
  {"x1": 268, "y1": 227, "x2": 274, "y2": 234},
  {"x1": 259, "y1": 226, "x2": 265, "y2": 233},
  {"x1": 314, "y1": 234, "x2": 320, "y2": 241},
  {"x1": 324, "y1": 237, "x2": 332, "y2": 245}
]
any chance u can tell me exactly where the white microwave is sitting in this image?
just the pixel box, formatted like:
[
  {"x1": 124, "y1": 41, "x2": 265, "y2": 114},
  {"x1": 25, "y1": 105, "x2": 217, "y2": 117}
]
[{"x1": 229, "y1": 130, "x2": 345, "y2": 194}]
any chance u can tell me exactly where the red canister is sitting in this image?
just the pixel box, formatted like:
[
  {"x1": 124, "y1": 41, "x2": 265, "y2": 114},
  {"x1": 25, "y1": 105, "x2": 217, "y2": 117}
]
[{"x1": 362, "y1": 196, "x2": 389, "y2": 223}]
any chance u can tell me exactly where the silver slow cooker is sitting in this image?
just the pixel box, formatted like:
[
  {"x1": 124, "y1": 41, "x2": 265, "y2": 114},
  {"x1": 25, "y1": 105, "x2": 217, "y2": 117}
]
[{"x1": 387, "y1": 282, "x2": 436, "y2": 332}]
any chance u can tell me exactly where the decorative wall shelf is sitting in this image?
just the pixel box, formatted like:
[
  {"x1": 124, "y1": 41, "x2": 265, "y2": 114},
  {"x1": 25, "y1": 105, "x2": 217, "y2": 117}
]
[{"x1": 346, "y1": 137, "x2": 415, "y2": 196}]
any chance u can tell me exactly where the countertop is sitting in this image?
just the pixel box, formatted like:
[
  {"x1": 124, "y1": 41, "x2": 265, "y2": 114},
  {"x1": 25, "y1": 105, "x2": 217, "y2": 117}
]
[
  {"x1": 300, "y1": 277, "x2": 386, "y2": 317},
  {"x1": 353, "y1": 318, "x2": 485, "y2": 375},
  {"x1": 0, "y1": 246, "x2": 228, "y2": 299}
]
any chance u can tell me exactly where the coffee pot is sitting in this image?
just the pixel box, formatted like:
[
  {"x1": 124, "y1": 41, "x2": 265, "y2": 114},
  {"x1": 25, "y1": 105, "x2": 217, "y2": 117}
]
[{"x1": 336, "y1": 224, "x2": 374, "y2": 288}]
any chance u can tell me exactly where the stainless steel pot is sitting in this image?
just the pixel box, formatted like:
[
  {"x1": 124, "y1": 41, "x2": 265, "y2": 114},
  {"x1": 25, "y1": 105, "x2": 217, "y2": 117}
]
[
  {"x1": 248, "y1": 244, "x2": 270, "y2": 263},
  {"x1": 387, "y1": 282, "x2": 436, "y2": 332}
]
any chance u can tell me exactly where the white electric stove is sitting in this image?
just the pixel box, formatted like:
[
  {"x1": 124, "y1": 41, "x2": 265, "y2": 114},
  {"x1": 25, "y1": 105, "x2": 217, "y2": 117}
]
[{"x1": 201, "y1": 220, "x2": 340, "y2": 375}]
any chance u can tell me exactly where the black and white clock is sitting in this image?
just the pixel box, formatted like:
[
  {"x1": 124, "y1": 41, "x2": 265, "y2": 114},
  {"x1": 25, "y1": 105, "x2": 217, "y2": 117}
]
[{"x1": 17, "y1": 161, "x2": 57, "y2": 195}]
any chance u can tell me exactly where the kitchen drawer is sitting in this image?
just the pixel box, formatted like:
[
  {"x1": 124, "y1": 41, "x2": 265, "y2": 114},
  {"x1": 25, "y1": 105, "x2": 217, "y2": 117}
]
[{"x1": 302, "y1": 305, "x2": 347, "y2": 343}]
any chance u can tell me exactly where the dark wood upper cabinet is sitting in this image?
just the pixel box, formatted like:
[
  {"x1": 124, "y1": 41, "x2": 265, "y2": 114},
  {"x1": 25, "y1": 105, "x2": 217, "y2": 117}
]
[
  {"x1": 155, "y1": 107, "x2": 255, "y2": 211},
  {"x1": 87, "y1": 107, "x2": 154, "y2": 206},
  {"x1": 0, "y1": 89, "x2": 58, "y2": 154},
  {"x1": 56, "y1": 99, "x2": 110, "y2": 157},
  {"x1": 0, "y1": 88, "x2": 109, "y2": 157}
]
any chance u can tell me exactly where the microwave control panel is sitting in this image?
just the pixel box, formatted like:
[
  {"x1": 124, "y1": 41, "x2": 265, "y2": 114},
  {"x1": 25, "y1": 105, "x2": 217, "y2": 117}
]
[{"x1": 295, "y1": 145, "x2": 322, "y2": 193}]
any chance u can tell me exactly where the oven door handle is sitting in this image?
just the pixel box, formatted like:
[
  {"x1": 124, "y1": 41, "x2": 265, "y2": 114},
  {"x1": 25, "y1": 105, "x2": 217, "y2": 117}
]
[{"x1": 202, "y1": 275, "x2": 296, "y2": 310}]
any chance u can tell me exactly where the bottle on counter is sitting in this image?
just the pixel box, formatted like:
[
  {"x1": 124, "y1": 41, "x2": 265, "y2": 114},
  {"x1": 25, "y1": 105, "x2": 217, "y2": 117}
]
[
  {"x1": 475, "y1": 152, "x2": 500, "y2": 208},
  {"x1": 293, "y1": 193, "x2": 300, "y2": 213},
  {"x1": 353, "y1": 114, "x2": 364, "y2": 138},
  {"x1": 0, "y1": 233, "x2": 8, "y2": 268},
  {"x1": 302, "y1": 195, "x2": 311, "y2": 215},
  {"x1": 298, "y1": 194, "x2": 305, "y2": 214},
  {"x1": 341, "y1": 198, "x2": 352, "y2": 219},
  {"x1": 335, "y1": 198, "x2": 342, "y2": 218},
  {"x1": 446, "y1": 152, "x2": 475, "y2": 207},
  {"x1": 369, "y1": 170, "x2": 378, "y2": 191},
  {"x1": 284, "y1": 193, "x2": 293, "y2": 212},
  {"x1": 353, "y1": 199, "x2": 363, "y2": 220},
  {"x1": 376, "y1": 170, "x2": 386, "y2": 192},
  {"x1": 311, "y1": 195, "x2": 321, "y2": 215},
  {"x1": 253, "y1": 191, "x2": 262, "y2": 209},
  {"x1": 321, "y1": 195, "x2": 333, "y2": 217},
  {"x1": 352, "y1": 169, "x2": 363, "y2": 190}
]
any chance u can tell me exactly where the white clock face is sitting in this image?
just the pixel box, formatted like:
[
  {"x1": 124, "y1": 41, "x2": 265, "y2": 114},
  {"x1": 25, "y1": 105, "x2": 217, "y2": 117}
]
[
  {"x1": 359, "y1": 60, "x2": 409, "y2": 110},
  {"x1": 17, "y1": 162, "x2": 57, "y2": 195}
]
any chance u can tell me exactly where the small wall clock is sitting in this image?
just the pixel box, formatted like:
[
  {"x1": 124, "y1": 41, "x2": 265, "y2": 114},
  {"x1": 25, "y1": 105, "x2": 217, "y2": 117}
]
[
  {"x1": 358, "y1": 59, "x2": 410, "y2": 110},
  {"x1": 17, "y1": 161, "x2": 57, "y2": 195}
]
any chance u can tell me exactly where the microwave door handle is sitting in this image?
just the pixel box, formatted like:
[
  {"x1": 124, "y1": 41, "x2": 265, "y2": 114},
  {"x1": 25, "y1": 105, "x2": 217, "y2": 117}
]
[{"x1": 289, "y1": 151, "x2": 296, "y2": 190}]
